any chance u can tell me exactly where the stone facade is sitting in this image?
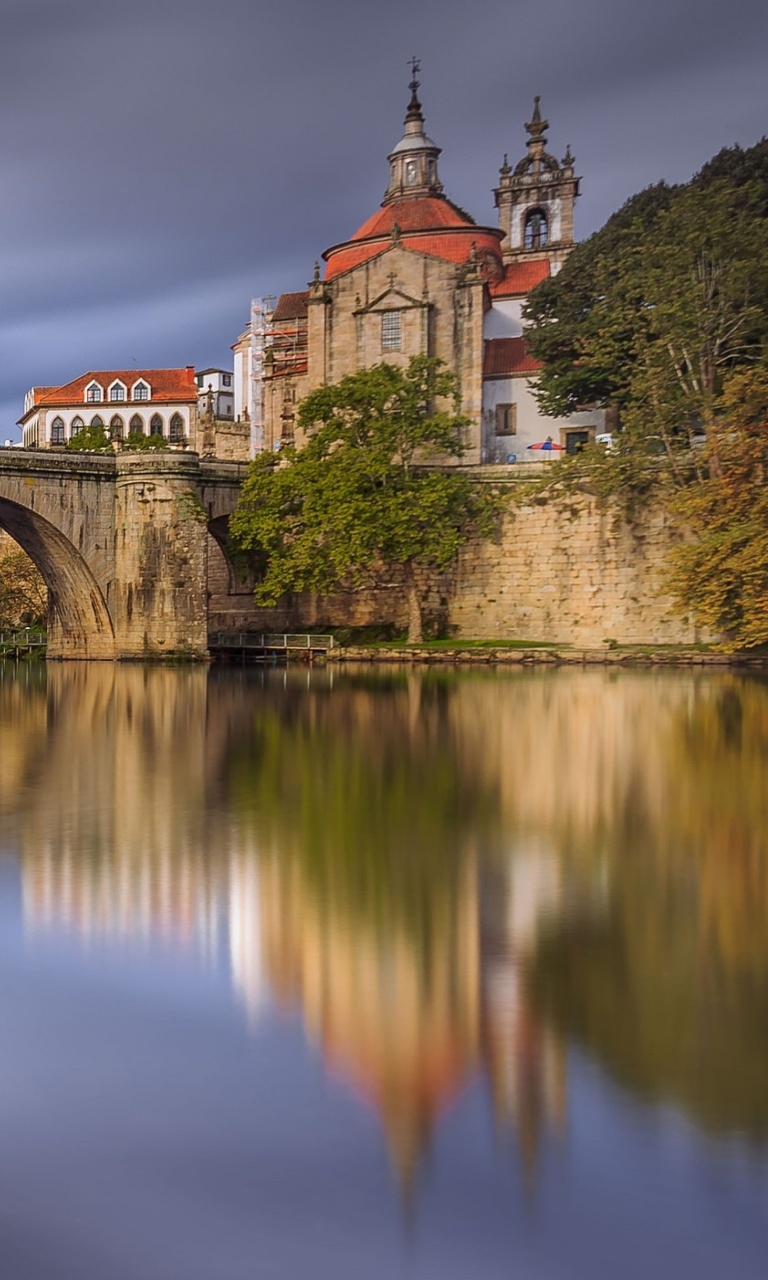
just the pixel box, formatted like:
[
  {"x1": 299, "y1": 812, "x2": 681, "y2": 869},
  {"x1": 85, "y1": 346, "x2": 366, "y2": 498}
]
[{"x1": 236, "y1": 76, "x2": 603, "y2": 465}]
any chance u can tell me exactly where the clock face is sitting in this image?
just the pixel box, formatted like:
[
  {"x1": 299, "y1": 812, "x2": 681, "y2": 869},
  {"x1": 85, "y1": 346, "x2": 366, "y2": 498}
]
[{"x1": 405, "y1": 160, "x2": 417, "y2": 185}]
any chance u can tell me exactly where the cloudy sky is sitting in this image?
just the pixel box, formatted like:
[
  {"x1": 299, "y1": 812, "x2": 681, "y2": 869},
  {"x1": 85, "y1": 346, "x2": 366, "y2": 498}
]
[{"x1": 1, "y1": 0, "x2": 766, "y2": 437}]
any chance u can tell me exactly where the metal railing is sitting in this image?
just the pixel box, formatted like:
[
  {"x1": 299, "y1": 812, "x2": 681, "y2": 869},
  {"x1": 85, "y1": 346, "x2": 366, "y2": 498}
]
[
  {"x1": 0, "y1": 630, "x2": 46, "y2": 655},
  {"x1": 208, "y1": 633, "x2": 334, "y2": 651}
]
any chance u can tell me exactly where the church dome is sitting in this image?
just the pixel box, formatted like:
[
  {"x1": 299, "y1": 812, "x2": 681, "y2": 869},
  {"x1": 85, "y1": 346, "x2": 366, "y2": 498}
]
[{"x1": 323, "y1": 69, "x2": 504, "y2": 282}]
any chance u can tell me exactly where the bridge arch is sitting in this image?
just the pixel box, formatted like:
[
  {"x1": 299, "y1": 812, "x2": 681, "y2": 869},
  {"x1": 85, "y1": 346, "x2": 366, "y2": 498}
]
[{"x1": 0, "y1": 498, "x2": 115, "y2": 659}]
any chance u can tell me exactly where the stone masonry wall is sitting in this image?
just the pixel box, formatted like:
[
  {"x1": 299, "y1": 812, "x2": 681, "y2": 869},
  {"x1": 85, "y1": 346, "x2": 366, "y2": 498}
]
[{"x1": 208, "y1": 488, "x2": 702, "y2": 646}]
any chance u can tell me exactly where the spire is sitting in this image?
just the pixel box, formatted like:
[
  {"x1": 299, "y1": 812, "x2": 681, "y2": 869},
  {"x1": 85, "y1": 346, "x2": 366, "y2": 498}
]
[
  {"x1": 383, "y1": 62, "x2": 443, "y2": 204},
  {"x1": 524, "y1": 95, "x2": 547, "y2": 145},
  {"x1": 525, "y1": 95, "x2": 550, "y2": 152},
  {"x1": 406, "y1": 56, "x2": 424, "y2": 125}
]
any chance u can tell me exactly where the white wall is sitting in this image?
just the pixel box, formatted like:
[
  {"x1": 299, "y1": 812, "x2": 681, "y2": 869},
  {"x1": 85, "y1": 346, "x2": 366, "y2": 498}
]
[
  {"x1": 481, "y1": 375, "x2": 602, "y2": 464},
  {"x1": 483, "y1": 298, "x2": 524, "y2": 339}
]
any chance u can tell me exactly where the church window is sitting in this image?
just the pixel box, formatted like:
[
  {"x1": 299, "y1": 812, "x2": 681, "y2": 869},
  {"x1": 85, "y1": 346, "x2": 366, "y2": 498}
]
[
  {"x1": 109, "y1": 415, "x2": 124, "y2": 440},
  {"x1": 129, "y1": 414, "x2": 144, "y2": 433},
  {"x1": 71, "y1": 415, "x2": 84, "y2": 435},
  {"x1": 85, "y1": 383, "x2": 103, "y2": 403},
  {"x1": 169, "y1": 413, "x2": 184, "y2": 443},
  {"x1": 524, "y1": 209, "x2": 548, "y2": 250},
  {"x1": 381, "y1": 311, "x2": 401, "y2": 351},
  {"x1": 133, "y1": 382, "x2": 149, "y2": 401},
  {"x1": 51, "y1": 416, "x2": 65, "y2": 445},
  {"x1": 495, "y1": 403, "x2": 517, "y2": 436},
  {"x1": 405, "y1": 160, "x2": 418, "y2": 185},
  {"x1": 150, "y1": 413, "x2": 164, "y2": 436}
]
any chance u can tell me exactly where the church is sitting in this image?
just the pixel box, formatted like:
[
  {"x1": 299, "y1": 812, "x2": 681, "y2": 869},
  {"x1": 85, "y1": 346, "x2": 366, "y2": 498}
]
[{"x1": 233, "y1": 71, "x2": 603, "y2": 464}]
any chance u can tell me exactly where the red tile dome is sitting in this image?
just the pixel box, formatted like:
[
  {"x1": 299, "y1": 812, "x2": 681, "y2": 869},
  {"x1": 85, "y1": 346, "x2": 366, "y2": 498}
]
[{"x1": 323, "y1": 195, "x2": 505, "y2": 282}]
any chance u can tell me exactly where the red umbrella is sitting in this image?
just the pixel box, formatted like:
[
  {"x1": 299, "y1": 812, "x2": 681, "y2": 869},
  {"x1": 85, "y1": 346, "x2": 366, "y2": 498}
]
[{"x1": 527, "y1": 437, "x2": 564, "y2": 452}]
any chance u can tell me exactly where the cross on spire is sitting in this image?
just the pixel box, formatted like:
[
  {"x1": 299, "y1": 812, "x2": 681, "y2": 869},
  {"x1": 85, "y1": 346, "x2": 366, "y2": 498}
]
[{"x1": 408, "y1": 56, "x2": 421, "y2": 89}]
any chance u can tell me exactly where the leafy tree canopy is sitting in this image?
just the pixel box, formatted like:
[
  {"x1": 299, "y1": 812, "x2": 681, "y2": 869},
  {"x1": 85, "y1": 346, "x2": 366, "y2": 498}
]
[
  {"x1": 66, "y1": 422, "x2": 110, "y2": 452},
  {"x1": 524, "y1": 139, "x2": 768, "y2": 451},
  {"x1": 0, "y1": 548, "x2": 46, "y2": 631},
  {"x1": 668, "y1": 366, "x2": 768, "y2": 649},
  {"x1": 229, "y1": 357, "x2": 499, "y2": 642}
]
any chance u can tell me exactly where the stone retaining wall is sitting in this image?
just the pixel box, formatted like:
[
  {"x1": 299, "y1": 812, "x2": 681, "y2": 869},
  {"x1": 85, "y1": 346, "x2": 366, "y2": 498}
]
[{"x1": 210, "y1": 489, "x2": 704, "y2": 647}]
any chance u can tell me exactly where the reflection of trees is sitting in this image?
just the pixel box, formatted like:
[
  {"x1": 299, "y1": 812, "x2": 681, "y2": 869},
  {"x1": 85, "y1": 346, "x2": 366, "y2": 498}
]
[
  {"x1": 6, "y1": 662, "x2": 768, "y2": 1158},
  {"x1": 228, "y1": 671, "x2": 501, "y2": 939},
  {"x1": 530, "y1": 675, "x2": 768, "y2": 1141}
]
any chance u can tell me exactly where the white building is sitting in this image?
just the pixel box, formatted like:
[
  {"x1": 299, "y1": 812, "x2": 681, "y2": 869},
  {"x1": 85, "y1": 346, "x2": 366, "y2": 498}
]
[
  {"x1": 195, "y1": 367, "x2": 235, "y2": 420},
  {"x1": 19, "y1": 368, "x2": 199, "y2": 449}
]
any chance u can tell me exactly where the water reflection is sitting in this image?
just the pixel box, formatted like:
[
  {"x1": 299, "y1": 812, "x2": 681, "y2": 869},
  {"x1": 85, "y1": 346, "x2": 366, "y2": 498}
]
[{"x1": 3, "y1": 662, "x2": 768, "y2": 1203}]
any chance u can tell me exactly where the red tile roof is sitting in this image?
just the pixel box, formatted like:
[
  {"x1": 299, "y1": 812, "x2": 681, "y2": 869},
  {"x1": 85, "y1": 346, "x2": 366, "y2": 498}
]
[
  {"x1": 33, "y1": 368, "x2": 198, "y2": 408},
  {"x1": 489, "y1": 259, "x2": 551, "y2": 297},
  {"x1": 351, "y1": 196, "x2": 475, "y2": 239},
  {"x1": 272, "y1": 292, "x2": 309, "y2": 322},
  {"x1": 323, "y1": 194, "x2": 505, "y2": 281},
  {"x1": 483, "y1": 338, "x2": 542, "y2": 378}
]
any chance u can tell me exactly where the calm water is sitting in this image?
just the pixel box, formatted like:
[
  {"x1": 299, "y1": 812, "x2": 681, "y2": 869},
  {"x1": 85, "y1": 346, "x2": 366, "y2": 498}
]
[{"x1": 0, "y1": 662, "x2": 766, "y2": 1279}]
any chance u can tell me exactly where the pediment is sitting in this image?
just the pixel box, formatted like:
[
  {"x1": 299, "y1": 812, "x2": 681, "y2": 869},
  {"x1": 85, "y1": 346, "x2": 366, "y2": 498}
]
[{"x1": 354, "y1": 285, "x2": 426, "y2": 315}]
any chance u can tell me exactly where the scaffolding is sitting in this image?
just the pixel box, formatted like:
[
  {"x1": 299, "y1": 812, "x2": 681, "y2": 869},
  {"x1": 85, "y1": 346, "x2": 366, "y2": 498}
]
[{"x1": 248, "y1": 297, "x2": 274, "y2": 455}]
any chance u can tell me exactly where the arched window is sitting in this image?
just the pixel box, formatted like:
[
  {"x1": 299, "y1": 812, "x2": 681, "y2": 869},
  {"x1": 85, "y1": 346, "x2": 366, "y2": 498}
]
[
  {"x1": 149, "y1": 413, "x2": 164, "y2": 437},
  {"x1": 129, "y1": 414, "x2": 144, "y2": 433},
  {"x1": 51, "y1": 416, "x2": 65, "y2": 445},
  {"x1": 524, "y1": 208, "x2": 548, "y2": 250},
  {"x1": 169, "y1": 413, "x2": 184, "y2": 443},
  {"x1": 109, "y1": 415, "x2": 124, "y2": 440},
  {"x1": 90, "y1": 415, "x2": 104, "y2": 428},
  {"x1": 71, "y1": 415, "x2": 84, "y2": 435}
]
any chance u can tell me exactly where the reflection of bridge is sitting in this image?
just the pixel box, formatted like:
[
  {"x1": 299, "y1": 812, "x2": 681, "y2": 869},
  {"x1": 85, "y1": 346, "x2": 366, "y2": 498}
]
[{"x1": 0, "y1": 448, "x2": 247, "y2": 659}]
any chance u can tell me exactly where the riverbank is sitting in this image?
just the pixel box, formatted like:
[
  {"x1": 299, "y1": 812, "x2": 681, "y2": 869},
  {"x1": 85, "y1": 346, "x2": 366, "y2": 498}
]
[{"x1": 327, "y1": 644, "x2": 768, "y2": 668}]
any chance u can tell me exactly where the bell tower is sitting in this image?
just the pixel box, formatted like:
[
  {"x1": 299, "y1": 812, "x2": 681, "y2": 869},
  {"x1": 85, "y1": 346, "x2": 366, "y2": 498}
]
[
  {"x1": 494, "y1": 97, "x2": 579, "y2": 271},
  {"x1": 383, "y1": 60, "x2": 444, "y2": 204}
]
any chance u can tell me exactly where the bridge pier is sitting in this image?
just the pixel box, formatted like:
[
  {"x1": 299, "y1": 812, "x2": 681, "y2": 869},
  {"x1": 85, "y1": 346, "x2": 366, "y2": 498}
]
[
  {"x1": 0, "y1": 449, "x2": 247, "y2": 661},
  {"x1": 113, "y1": 455, "x2": 209, "y2": 659}
]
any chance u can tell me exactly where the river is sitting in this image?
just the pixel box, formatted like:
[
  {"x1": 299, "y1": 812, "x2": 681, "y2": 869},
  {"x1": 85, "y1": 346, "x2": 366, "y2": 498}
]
[{"x1": 0, "y1": 662, "x2": 766, "y2": 1279}]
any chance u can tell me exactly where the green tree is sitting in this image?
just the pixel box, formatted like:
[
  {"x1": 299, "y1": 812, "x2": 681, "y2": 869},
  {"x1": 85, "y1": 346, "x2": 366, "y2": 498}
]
[
  {"x1": 0, "y1": 548, "x2": 46, "y2": 630},
  {"x1": 229, "y1": 357, "x2": 498, "y2": 642},
  {"x1": 524, "y1": 140, "x2": 768, "y2": 480},
  {"x1": 667, "y1": 367, "x2": 768, "y2": 649},
  {"x1": 66, "y1": 422, "x2": 110, "y2": 452},
  {"x1": 123, "y1": 430, "x2": 168, "y2": 452}
]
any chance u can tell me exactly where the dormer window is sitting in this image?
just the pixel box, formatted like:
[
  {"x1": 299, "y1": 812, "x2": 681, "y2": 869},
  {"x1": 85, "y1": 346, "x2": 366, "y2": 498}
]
[
  {"x1": 109, "y1": 382, "x2": 126, "y2": 402},
  {"x1": 132, "y1": 381, "x2": 150, "y2": 401},
  {"x1": 85, "y1": 382, "x2": 103, "y2": 403}
]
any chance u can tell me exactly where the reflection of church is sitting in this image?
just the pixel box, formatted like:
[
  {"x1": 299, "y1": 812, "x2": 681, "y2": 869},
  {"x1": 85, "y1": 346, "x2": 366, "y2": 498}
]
[
  {"x1": 234, "y1": 72, "x2": 603, "y2": 464},
  {"x1": 236, "y1": 846, "x2": 567, "y2": 1195},
  {"x1": 24, "y1": 832, "x2": 567, "y2": 1195}
]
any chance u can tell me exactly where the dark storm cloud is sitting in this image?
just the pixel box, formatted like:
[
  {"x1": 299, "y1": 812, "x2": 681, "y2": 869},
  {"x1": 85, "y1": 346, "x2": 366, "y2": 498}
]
[{"x1": 1, "y1": 0, "x2": 767, "y2": 433}]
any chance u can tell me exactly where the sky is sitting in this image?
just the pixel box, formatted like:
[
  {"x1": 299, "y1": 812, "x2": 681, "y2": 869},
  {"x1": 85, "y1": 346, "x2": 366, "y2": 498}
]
[{"x1": 1, "y1": 0, "x2": 767, "y2": 438}]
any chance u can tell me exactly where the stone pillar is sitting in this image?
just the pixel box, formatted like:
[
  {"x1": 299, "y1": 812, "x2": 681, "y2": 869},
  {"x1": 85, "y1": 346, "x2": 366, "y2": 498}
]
[
  {"x1": 456, "y1": 273, "x2": 485, "y2": 465},
  {"x1": 113, "y1": 453, "x2": 209, "y2": 659}
]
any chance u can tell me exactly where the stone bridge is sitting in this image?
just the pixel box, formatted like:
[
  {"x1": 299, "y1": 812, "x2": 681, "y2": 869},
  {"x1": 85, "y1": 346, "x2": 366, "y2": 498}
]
[{"x1": 0, "y1": 449, "x2": 248, "y2": 659}]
